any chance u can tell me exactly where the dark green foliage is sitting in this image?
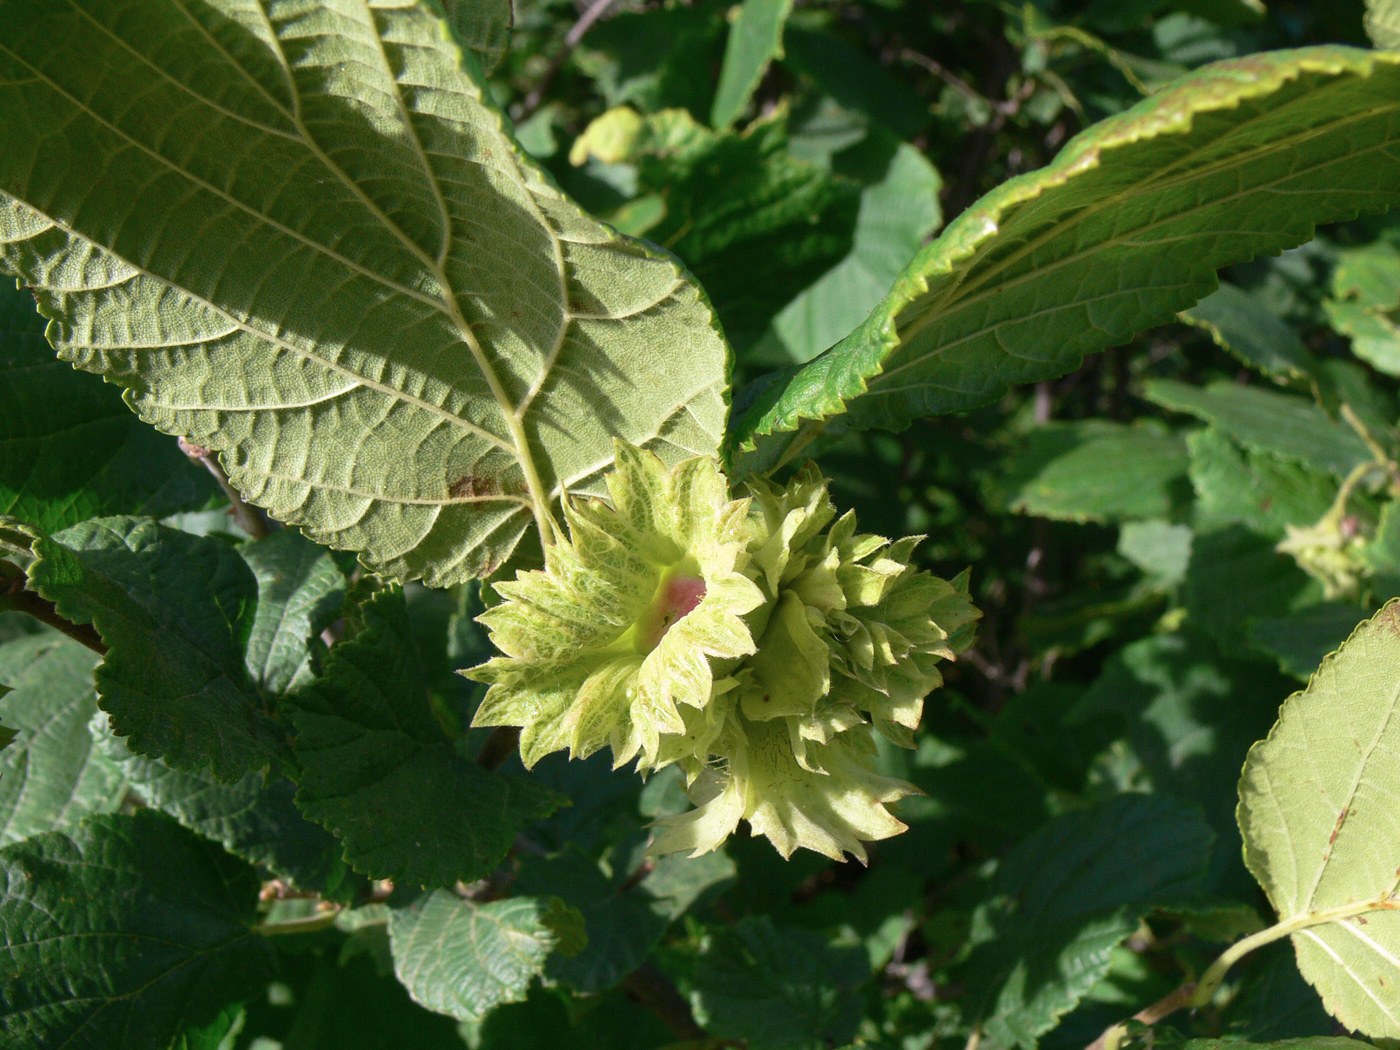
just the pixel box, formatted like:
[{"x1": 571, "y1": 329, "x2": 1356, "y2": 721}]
[
  {"x1": 0, "y1": 282, "x2": 214, "y2": 532},
  {"x1": 692, "y1": 915, "x2": 870, "y2": 1049},
  {"x1": 958, "y1": 795, "x2": 1214, "y2": 1048},
  {"x1": 0, "y1": 811, "x2": 272, "y2": 1049},
  {"x1": 28, "y1": 518, "x2": 282, "y2": 780},
  {"x1": 1, "y1": 1, "x2": 1398, "y2": 1047},
  {"x1": 287, "y1": 586, "x2": 563, "y2": 887}
]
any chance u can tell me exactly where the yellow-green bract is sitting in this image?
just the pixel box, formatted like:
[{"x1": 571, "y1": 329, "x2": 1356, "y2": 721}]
[{"x1": 463, "y1": 443, "x2": 979, "y2": 862}]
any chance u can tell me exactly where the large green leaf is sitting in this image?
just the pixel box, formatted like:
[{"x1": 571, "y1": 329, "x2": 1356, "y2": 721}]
[
  {"x1": 27, "y1": 517, "x2": 282, "y2": 781},
  {"x1": 240, "y1": 528, "x2": 346, "y2": 696},
  {"x1": 0, "y1": 0, "x2": 728, "y2": 586},
  {"x1": 710, "y1": 0, "x2": 793, "y2": 130},
  {"x1": 1181, "y1": 281, "x2": 1318, "y2": 380},
  {"x1": 1249, "y1": 603, "x2": 1372, "y2": 680},
  {"x1": 995, "y1": 420, "x2": 1188, "y2": 523},
  {"x1": 514, "y1": 842, "x2": 735, "y2": 992},
  {"x1": 388, "y1": 892, "x2": 563, "y2": 1021},
  {"x1": 1072, "y1": 632, "x2": 1298, "y2": 896},
  {"x1": 570, "y1": 107, "x2": 859, "y2": 352},
  {"x1": 239, "y1": 947, "x2": 466, "y2": 1049},
  {"x1": 1175, "y1": 1041, "x2": 1377, "y2": 1050},
  {"x1": 110, "y1": 745, "x2": 364, "y2": 903},
  {"x1": 1183, "y1": 526, "x2": 1321, "y2": 651},
  {"x1": 752, "y1": 130, "x2": 942, "y2": 367},
  {"x1": 441, "y1": 0, "x2": 514, "y2": 75},
  {"x1": 0, "y1": 279, "x2": 213, "y2": 532},
  {"x1": 1324, "y1": 241, "x2": 1400, "y2": 376},
  {"x1": 0, "y1": 632, "x2": 125, "y2": 844},
  {"x1": 730, "y1": 48, "x2": 1400, "y2": 460},
  {"x1": 287, "y1": 586, "x2": 562, "y2": 887},
  {"x1": 960, "y1": 794, "x2": 1214, "y2": 1049},
  {"x1": 1146, "y1": 380, "x2": 1372, "y2": 479},
  {"x1": 1187, "y1": 428, "x2": 1336, "y2": 540},
  {"x1": 0, "y1": 810, "x2": 273, "y2": 1050},
  {"x1": 1237, "y1": 600, "x2": 1400, "y2": 1039}
]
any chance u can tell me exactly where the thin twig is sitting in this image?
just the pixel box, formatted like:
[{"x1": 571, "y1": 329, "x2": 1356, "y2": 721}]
[
  {"x1": 616, "y1": 858, "x2": 655, "y2": 896},
  {"x1": 179, "y1": 437, "x2": 271, "y2": 539},
  {"x1": 516, "y1": 0, "x2": 621, "y2": 121},
  {"x1": 901, "y1": 49, "x2": 1008, "y2": 115},
  {"x1": 621, "y1": 962, "x2": 706, "y2": 1041},
  {"x1": 1338, "y1": 403, "x2": 1400, "y2": 493},
  {"x1": 0, "y1": 562, "x2": 107, "y2": 655}
]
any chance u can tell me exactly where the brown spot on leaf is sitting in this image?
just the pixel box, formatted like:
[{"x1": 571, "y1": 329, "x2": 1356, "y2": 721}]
[
  {"x1": 449, "y1": 474, "x2": 500, "y2": 500},
  {"x1": 1329, "y1": 807, "x2": 1349, "y2": 847}
]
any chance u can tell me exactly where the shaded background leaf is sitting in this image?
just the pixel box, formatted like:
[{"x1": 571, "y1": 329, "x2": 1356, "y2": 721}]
[{"x1": 0, "y1": 810, "x2": 272, "y2": 1050}]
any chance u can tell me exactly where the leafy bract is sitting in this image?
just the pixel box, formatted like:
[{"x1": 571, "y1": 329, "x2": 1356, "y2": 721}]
[
  {"x1": 27, "y1": 517, "x2": 281, "y2": 781},
  {"x1": 710, "y1": 0, "x2": 794, "y2": 130},
  {"x1": 1366, "y1": 0, "x2": 1400, "y2": 49},
  {"x1": 388, "y1": 892, "x2": 563, "y2": 1021},
  {"x1": 0, "y1": 279, "x2": 213, "y2": 532},
  {"x1": 1238, "y1": 600, "x2": 1400, "y2": 1039},
  {"x1": 0, "y1": 0, "x2": 728, "y2": 585},
  {"x1": 288, "y1": 585, "x2": 563, "y2": 887},
  {"x1": 0, "y1": 632, "x2": 125, "y2": 844},
  {"x1": 731, "y1": 48, "x2": 1400, "y2": 459},
  {"x1": 960, "y1": 794, "x2": 1214, "y2": 1049},
  {"x1": 0, "y1": 810, "x2": 273, "y2": 1050}
]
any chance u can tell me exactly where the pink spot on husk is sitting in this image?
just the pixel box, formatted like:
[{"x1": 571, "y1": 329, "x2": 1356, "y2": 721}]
[{"x1": 637, "y1": 573, "x2": 707, "y2": 652}]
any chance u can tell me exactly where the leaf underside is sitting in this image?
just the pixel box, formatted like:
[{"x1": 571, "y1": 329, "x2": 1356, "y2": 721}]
[
  {"x1": 0, "y1": 0, "x2": 729, "y2": 585},
  {"x1": 1238, "y1": 600, "x2": 1400, "y2": 1039},
  {"x1": 731, "y1": 47, "x2": 1400, "y2": 462}
]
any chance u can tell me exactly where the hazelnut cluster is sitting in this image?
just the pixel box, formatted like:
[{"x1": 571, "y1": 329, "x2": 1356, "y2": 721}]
[{"x1": 465, "y1": 444, "x2": 978, "y2": 861}]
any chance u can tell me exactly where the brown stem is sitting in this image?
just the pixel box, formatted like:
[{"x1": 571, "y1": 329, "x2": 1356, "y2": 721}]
[
  {"x1": 475, "y1": 725, "x2": 519, "y2": 771},
  {"x1": 621, "y1": 962, "x2": 705, "y2": 1041},
  {"x1": 179, "y1": 437, "x2": 271, "y2": 539},
  {"x1": 616, "y1": 858, "x2": 655, "y2": 896},
  {"x1": 1084, "y1": 982, "x2": 1196, "y2": 1050},
  {"x1": 0, "y1": 562, "x2": 107, "y2": 655}
]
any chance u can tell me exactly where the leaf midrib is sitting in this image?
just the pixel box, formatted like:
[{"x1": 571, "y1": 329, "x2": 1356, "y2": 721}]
[
  {"x1": 1297, "y1": 922, "x2": 1400, "y2": 1029},
  {"x1": 1299, "y1": 668, "x2": 1400, "y2": 913}
]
